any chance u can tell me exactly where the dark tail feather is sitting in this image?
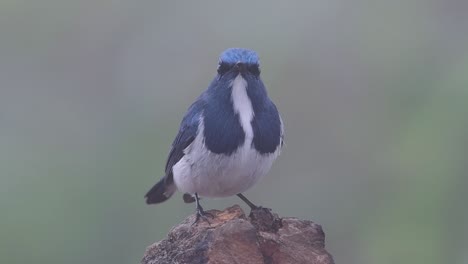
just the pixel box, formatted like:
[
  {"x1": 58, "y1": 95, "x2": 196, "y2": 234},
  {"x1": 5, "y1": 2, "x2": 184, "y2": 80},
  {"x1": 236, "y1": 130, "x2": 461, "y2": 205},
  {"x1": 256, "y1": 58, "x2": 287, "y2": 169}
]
[{"x1": 145, "y1": 178, "x2": 176, "y2": 204}]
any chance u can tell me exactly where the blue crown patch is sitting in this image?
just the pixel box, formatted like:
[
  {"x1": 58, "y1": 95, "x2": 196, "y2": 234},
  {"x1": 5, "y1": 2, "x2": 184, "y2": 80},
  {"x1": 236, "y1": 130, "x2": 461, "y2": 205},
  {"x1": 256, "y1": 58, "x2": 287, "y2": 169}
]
[{"x1": 219, "y1": 48, "x2": 259, "y2": 65}]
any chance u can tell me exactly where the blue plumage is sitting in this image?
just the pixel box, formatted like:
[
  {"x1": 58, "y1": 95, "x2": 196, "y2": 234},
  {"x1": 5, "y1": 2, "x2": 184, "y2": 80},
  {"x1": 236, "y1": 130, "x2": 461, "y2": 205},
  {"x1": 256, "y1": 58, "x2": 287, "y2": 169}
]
[
  {"x1": 203, "y1": 75, "x2": 245, "y2": 154},
  {"x1": 145, "y1": 48, "x2": 283, "y2": 221},
  {"x1": 243, "y1": 74, "x2": 282, "y2": 154},
  {"x1": 220, "y1": 48, "x2": 259, "y2": 65}
]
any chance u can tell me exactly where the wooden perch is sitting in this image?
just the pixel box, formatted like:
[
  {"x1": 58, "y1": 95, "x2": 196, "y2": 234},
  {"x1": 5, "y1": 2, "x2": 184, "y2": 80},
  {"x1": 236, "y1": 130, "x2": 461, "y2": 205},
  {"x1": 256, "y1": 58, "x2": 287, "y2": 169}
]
[{"x1": 142, "y1": 205, "x2": 334, "y2": 264}]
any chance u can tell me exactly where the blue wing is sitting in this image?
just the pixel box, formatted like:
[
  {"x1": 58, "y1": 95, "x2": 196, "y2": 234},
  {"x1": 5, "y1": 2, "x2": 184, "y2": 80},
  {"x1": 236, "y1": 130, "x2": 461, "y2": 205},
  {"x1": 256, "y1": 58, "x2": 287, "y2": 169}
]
[
  {"x1": 145, "y1": 98, "x2": 205, "y2": 204},
  {"x1": 164, "y1": 100, "x2": 204, "y2": 176}
]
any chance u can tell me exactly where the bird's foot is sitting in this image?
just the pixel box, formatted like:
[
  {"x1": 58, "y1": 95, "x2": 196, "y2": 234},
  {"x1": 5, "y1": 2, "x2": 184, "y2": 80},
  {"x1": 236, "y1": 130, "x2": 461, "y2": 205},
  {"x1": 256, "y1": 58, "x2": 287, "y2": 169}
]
[
  {"x1": 192, "y1": 204, "x2": 214, "y2": 226},
  {"x1": 250, "y1": 205, "x2": 264, "y2": 211}
]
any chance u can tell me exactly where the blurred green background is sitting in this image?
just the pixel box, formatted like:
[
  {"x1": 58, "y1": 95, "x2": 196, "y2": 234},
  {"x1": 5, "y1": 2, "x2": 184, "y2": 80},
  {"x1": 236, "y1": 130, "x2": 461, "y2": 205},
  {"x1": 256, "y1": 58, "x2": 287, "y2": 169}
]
[{"x1": 1, "y1": 1, "x2": 467, "y2": 264}]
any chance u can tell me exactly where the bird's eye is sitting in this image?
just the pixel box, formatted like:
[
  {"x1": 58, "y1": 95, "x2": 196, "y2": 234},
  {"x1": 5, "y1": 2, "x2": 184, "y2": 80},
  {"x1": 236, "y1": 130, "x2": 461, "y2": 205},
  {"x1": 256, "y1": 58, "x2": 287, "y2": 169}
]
[
  {"x1": 217, "y1": 62, "x2": 231, "y2": 75},
  {"x1": 248, "y1": 64, "x2": 260, "y2": 76}
]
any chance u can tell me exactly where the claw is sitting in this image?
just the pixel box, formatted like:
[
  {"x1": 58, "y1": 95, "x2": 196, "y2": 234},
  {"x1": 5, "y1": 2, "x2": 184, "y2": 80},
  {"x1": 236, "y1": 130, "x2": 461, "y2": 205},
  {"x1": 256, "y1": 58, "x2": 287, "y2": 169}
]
[
  {"x1": 191, "y1": 193, "x2": 214, "y2": 225},
  {"x1": 193, "y1": 206, "x2": 214, "y2": 225}
]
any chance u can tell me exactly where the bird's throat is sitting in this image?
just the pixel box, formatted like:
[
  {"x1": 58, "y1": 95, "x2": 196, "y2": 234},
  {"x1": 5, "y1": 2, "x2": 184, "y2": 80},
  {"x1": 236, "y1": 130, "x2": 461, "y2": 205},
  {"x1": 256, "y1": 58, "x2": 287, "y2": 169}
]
[{"x1": 231, "y1": 74, "x2": 254, "y2": 144}]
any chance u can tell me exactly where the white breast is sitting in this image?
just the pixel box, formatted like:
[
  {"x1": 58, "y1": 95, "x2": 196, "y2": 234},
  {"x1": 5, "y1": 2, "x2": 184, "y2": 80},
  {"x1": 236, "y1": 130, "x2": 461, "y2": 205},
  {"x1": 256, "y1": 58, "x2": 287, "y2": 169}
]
[{"x1": 172, "y1": 75, "x2": 281, "y2": 197}]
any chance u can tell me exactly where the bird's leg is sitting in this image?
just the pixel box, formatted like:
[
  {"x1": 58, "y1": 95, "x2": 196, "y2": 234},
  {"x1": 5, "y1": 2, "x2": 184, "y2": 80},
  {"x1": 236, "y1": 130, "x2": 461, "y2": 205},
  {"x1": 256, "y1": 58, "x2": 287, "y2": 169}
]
[
  {"x1": 237, "y1": 193, "x2": 259, "y2": 210},
  {"x1": 193, "y1": 193, "x2": 214, "y2": 225}
]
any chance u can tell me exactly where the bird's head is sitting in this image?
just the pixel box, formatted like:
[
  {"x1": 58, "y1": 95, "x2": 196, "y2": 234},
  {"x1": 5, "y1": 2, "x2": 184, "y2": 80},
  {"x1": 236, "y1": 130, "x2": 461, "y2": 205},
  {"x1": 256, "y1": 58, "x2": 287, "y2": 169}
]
[{"x1": 217, "y1": 48, "x2": 260, "y2": 77}]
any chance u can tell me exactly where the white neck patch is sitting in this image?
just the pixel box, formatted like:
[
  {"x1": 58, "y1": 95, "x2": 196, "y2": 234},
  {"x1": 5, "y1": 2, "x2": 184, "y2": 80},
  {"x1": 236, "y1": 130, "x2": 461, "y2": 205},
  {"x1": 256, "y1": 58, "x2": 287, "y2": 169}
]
[{"x1": 231, "y1": 74, "x2": 254, "y2": 141}]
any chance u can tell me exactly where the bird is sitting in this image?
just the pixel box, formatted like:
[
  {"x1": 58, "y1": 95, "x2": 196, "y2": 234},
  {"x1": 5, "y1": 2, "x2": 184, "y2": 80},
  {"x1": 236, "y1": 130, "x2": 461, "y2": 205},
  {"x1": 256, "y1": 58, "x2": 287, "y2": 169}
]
[{"x1": 145, "y1": 48, "x2": 284, "y2": 222}]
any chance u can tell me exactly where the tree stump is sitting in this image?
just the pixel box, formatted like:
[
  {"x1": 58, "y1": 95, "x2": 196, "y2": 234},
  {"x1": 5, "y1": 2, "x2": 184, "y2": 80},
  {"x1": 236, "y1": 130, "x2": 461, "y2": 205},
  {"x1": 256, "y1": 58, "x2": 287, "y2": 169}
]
[{"x1": 142, "y1": 205, "x2": 334, "y2": 264}]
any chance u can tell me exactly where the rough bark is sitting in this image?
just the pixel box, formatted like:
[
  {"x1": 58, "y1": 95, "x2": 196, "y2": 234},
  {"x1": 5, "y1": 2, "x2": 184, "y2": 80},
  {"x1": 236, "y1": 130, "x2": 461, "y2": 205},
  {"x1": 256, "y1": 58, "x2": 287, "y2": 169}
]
[{"x1": 142, "y1": 205, "x2": 334, "y2": 264}]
